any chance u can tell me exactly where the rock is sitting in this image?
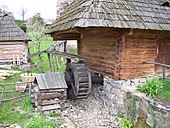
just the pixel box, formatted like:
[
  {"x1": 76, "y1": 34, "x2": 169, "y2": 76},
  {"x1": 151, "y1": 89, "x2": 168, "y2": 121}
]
[
  {"x1": 104, "y1": 84, "x2": 112, "y2": 92},
  {"x1": 122, "y1": 80, "x2": 131, "y2": 86}
]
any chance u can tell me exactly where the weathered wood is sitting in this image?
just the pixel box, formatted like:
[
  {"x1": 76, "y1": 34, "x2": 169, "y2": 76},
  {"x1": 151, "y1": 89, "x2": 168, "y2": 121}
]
[
  {"x1": 0, "y1": 86, "x2": 4, "y2": 105},
  {"x1": 40, "y1": 89, "x2": 65, "y2": 93},
  {"x1": 38, "y1": 99, "x2": 60, "y2": 106},
  {"x1": 0, "y1": 81, "x2": 33, "y2": 87},
  {"x1": 37, "y1": 104, "x2": 60, "y2": 111},
  {"x1": 36, "y1": 93, "x2": 67, "y2": 100},
  {"x1": 143, "y1": 61, "x2": 170, "y2": 68},
  {"x1": 3, "y1": 88, "x2": 29, "y2": 93},
  {"x1": 47, "y1": 53, "x2": 52, "y2": 72},
  {"x1": 2, "y1": 95, "x2": 28, "y2": 102},
  {"x1": 30, "y1": 50, "x2": 46, "y2": 58},
  {"x1": 52, "y1": 55, "x2": 56, "y2": 72},
  {"x1": 39, "y1": 54, "x2": 44, "y2": 73},
  {"x1": 55, "y1": 55, "x2": 60, "y2": 69},
  {"x1": 0, "y1": 43, "x2": 28, "y2": 65}
]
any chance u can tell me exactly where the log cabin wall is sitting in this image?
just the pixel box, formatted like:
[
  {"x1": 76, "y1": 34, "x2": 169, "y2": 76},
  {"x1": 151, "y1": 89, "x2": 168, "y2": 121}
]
[
  {"x1": 121, "y1": 30, "x2": 170, "y2": 79},
  {"x1": 0, "y1": 41, "x2": 28, "y2": 64},
  {"x1": 155, "y1": 38, "x2": 170, "y2": 73},
  {"x1": 78, "y1": 28, "x2": 128, "y2": 79},
  {"x1": 78, "y1": 28, "x2": 170, "y2": 80}
]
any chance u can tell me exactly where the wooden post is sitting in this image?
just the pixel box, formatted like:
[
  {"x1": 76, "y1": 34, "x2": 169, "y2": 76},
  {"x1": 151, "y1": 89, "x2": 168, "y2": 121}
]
[
  {"x1": 52, "y1": 54, "x2": 56, "y2": 72},
  {"x1": 64, "y1": 41, "x2": 67, "y2": 53},
  {"x1": 39, "y1": 54, "x2": 44, "y2": 73},
  {"x1": 162, "y1": 66, "x2": 166, "y2": 81},
  {"x1": 47, "y1": 53, "x2": 52, "y2": 72},
  {"x1": 0, "y1": 86, "x2": 5, "y2": 105},
  {"x1": 55, "y1": 55, "x2": 60, "y2": 69}
]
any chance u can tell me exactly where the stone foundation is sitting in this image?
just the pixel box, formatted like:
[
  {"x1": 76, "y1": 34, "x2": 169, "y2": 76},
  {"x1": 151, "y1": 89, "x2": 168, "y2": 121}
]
[{"x1": 102, "y1": 77, "x2": 170, "y2": 128}]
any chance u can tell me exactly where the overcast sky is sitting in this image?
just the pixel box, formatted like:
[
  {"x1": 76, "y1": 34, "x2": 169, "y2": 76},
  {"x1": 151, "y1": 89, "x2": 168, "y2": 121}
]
[{"x1": 0, "y1": 0, "x2": 57, "y2": 20}]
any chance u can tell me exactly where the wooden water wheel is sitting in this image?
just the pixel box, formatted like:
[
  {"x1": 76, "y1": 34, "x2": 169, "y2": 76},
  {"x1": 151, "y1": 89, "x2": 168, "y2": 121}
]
[{"x1": 65, "y1": 62, "x2": 92, "y2": 99}]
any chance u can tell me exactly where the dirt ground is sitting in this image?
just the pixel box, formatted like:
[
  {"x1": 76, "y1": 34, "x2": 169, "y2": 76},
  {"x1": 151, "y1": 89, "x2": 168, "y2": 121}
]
[{"x1": 60, "y1": 85, "x2": 121, "y2": 128}]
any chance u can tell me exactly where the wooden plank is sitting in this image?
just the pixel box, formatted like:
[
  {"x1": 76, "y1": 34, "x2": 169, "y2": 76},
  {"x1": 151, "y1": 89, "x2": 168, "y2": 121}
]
[
  {"x1": 38, "y1": 104, "x2": 60, "y2": 111},
  {"x1": 2, "y1": 95, "x2": 28, "y2": 102},
  {"x1": 47, "y1": 53, "x2": 52, "y2": 72},
  {"x1": 36, "y1": 93, "x2": 67, "y2": 100},
  {"x1": 38, "y1": 99, "x2": 60, "y2": 106}
]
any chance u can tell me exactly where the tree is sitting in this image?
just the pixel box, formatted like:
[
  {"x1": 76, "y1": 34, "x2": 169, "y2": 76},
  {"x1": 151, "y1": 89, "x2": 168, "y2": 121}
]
[
  {"x1": 0, "y1": 4, "x2": 13, "y2": 17},
  {"x1": 32, "y1": 13, "x2": 44, "y2": 25},
  {"x1": 18, "y1": 7, "x2": 27, "y2": 21},
  {"x1": 56, "y1": 0, "x2": 73, "y2": 17}
]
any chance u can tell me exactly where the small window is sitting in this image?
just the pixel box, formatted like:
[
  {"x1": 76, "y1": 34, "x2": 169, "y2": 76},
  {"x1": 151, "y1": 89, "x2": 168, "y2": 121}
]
[{"x1": 162, "y1": 2, "x2": 170, "y2": 7}]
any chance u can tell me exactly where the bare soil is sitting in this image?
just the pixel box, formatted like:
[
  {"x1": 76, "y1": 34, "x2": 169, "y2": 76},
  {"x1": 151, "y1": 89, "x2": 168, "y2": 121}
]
[{"x1": 60, "y1": 85, "x2": 121, "y2": 128}]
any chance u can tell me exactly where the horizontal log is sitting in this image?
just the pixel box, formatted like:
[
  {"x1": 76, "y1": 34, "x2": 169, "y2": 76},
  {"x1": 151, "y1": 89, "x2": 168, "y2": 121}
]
[
  {"x1": 36, "y1": 93, "x2": 67, "y2": 100},
  {"x1": 144, "y1": 61, "x2": 170, "y2": 68},
  {"x1": 38, "y1": 99, "x2": 60, "y2": 106},
  {"x1": 2, "y1": 95, "x2": 28, "y2": 102},
  {"x1": 37, "y1": 104, "x2": 61, "y2": 111}
]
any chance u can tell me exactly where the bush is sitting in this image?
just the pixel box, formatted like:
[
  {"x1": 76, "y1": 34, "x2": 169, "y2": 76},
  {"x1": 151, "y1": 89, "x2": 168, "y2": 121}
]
[
  {"x1": 138, "y1": 78, "x2": 164, "y2": 98},
  {"x1": 119, "y1": 118, "x2": 133, "y2": 128}
]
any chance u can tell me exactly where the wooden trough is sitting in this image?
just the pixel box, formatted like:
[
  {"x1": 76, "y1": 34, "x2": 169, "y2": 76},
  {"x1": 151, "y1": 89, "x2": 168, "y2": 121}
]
[{"x1": 31, "y1": 72, "x2": 67, "y2": 112}]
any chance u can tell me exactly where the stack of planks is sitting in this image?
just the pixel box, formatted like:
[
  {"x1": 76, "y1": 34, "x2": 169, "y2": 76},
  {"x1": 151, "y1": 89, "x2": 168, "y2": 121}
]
[
  {"x1": 31, "y1": 72, "x2": 67, "y2": 112},
  {"x1": 0, "y1": 70, "x2": 21, "y2": 79}
]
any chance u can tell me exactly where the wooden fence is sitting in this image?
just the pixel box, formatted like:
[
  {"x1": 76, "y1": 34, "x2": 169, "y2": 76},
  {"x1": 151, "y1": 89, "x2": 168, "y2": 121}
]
[
  {"x1": 0, "y1": 81, "x2": 33, "y2": 105},
  {"x1": 30, "y1": 41, "x2": 84, "y2": 73},
  {"x1": 144, "y1": 61, "x2": 170, "y2": 81}
]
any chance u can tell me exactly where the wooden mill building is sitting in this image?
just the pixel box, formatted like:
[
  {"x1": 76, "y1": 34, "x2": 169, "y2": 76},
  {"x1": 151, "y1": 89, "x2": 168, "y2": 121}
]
[
  {"x1": 0, "y1": 13, "x2": 30, "y2": 65},
  {"x1": 47, "y1": 0, "x2": 170, "y2": 80}
]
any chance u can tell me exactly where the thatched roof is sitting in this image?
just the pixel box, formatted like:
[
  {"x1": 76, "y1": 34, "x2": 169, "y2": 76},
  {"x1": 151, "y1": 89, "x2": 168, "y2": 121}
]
[
  {"x1": 0, "y1": 13, "x2": 30, "y2": 41},
  {"x1": 47, "y1": 0, "x2": 170, "y2": 33}
]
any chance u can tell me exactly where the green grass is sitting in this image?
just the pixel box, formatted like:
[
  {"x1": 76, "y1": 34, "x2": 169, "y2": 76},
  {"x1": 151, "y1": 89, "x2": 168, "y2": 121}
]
[
  {"x1": 0, "y1": 107, "x2": 31, "y2": 125},
  {"x1": 159, "y1": 79, "x2": 170, "y2": 101},
  {"x1": 0, "y1": 37, "x2": 76, "y2": 126}
]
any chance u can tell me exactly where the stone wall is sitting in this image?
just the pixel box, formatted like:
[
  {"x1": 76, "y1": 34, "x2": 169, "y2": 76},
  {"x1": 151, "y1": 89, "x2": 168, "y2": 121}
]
[{"x1": 102, "y1": 77, "x2": 170, "y2": 128}]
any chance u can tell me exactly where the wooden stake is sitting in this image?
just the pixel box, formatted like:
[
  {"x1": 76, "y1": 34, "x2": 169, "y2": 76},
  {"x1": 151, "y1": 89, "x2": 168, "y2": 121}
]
[
  {"x1": 47, "y1": 53, "x2": 52, "y2": 72},
  {"x1": 39, "y1": 54, "x2": 44, "y2": 73},
  {"x1": 53, "y1": 55, "x2": 56, "y2": 72}
]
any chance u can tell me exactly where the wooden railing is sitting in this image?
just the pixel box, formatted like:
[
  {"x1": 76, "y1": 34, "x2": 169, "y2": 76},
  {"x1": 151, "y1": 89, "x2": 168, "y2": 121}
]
[
  {"x1": 30, "y1": 41, "x2": 84, "y2": 73},
  {"x1": 0, "y1": 81, "x2": 33, "y2": 105},
  {"x1": 144, "y1": 61, "x2": 170, "y2": 80}
]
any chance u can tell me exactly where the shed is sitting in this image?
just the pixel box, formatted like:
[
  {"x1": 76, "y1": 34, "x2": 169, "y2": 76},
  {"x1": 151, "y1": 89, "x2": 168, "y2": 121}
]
[
  {"x1": 32, "y1": 72, "x2": 67, "y2": 111},
  {"x1": 0, "y1": 13, "x2": 30, "y2": 65},
  {"x1": 47, "y1": 0, "x2": 170, "y2": 80}
]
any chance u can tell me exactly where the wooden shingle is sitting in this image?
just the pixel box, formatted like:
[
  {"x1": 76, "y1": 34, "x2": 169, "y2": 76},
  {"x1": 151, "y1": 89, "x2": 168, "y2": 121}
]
[
  {"x1": 47, "y1": 0, "x2": 170, "y2": 33},
  {"x1": 0, "y1": 13, "x2": 30, "y2": 41}
]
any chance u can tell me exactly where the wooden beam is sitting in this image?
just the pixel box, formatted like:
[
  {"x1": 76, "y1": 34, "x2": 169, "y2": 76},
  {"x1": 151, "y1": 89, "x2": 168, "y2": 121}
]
[
  {"x1": 30, "y1": 50, "x2": 46, "y2": 58},
  {"x1": 143, "y1": 61, "x2": 170, "y2": 68},
  {"x1": 52, "y1": 33, "x2": 80, "y2": 40}
]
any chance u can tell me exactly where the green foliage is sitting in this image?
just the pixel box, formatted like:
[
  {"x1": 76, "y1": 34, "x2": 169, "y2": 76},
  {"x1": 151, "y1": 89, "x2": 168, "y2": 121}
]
[
  {"x1": 138, "y1": 78, "x2": 164, "y2": 98},
  {"x1": 22, "y1": 97, "x2": 33, "y2": 112},
  {"x1": 26, "y1": 117, "x2": 58, "y2": 128},
  {"x1": 15, "y1": 20, "x2": 27, "y2": 32},
  {"x1": 119, "y1": 118, "x2": 133, "y2": 128},
  {"x1": 158, "y1": 79, "x2": 170, "y2": 100}
]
